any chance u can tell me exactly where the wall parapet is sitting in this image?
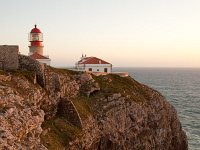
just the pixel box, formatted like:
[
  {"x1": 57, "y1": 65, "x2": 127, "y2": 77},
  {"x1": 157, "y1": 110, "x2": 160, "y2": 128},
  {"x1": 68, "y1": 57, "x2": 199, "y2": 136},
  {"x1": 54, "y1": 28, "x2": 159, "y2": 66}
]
[{"x1": 18, "y1": 54, "x2": 45, "y2": 87}]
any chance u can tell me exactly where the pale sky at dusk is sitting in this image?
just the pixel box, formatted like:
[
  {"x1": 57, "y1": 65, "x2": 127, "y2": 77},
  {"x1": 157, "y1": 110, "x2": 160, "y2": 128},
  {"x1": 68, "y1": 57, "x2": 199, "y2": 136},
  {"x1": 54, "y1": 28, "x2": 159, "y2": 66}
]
[{"x1": 1, "y1": 0, "x2": 200, "y2": 67}]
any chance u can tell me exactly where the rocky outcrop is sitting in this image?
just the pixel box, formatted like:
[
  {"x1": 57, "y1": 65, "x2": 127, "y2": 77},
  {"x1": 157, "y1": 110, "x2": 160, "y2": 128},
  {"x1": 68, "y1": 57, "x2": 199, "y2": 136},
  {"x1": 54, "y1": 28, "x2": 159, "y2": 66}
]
[
  {"x1": 0, "y1": 63, "x2": 188, "y2": 150},
  {"x1": 18, "y1": 54, "x2": 45, "y2": 87},
  {"x1": 0, "y1": 73, "x2": 47, "y2": 150},
  {"x1": 68, "y1": 90, "x2": 187, "y2": 150},
  {"x1": 77, "y1": 72, "x2": 100, "y2": 97}
]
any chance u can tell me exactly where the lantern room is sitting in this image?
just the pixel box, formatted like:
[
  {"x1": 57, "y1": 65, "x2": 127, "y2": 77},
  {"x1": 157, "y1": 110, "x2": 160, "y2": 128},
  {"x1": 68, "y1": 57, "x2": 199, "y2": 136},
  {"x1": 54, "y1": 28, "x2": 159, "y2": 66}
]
[{"x1": 29, "y1": 25, "x2": 43, "y2": 46}]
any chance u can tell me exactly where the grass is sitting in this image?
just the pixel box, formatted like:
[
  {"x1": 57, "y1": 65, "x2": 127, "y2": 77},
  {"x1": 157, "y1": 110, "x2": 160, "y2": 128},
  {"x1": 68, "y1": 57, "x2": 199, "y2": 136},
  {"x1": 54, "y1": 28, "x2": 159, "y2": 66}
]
[
  {"x1": 49, "y1": 66, "x2": 80, "y2": 76},
  {"x1": 72, "y1": 96, "x2": 92, "y2": 120},
  {"x1": 0, "y1": 70, "x2": 43, "y2": 105},
  {"x1": 11, "y1": 70, "x2": 35, "y2": 83},
  {"x1": 0, "y1": 69, "x2": 6, "y2": 75},
  {"x1": 63, "y1": 74, "x2": 151, "y2": 121},
  {"x1": 40, "y1": 93, "x2": 90, "y2": 149},
  {"x1": 92, "y1": 74, "x2": 148, "y2": 103},
  {"x1": 41, "y1": 117, "x2": 81, "y2": 150},
  {"x1": 0, "y1": 69, "x2": 35, "y2": 83},
  {"x1": 40, "y1": 90, "x2": 92, "y2": 149}
]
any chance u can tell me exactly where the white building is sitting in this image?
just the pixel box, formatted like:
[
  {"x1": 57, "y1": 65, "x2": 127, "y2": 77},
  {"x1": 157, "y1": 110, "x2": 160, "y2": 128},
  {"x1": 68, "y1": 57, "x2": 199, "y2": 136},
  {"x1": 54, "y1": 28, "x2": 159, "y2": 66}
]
[
  {"x1": 30, "y1": 52, "x2": 51, "y2": 66},
  {"x1": 76, "y1": 55, "x2": 112, "y2": 73}
]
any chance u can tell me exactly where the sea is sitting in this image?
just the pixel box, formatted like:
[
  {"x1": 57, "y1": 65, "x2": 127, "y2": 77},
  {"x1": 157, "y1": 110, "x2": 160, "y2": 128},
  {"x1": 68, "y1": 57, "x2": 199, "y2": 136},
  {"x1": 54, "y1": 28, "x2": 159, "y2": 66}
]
[{"x1": 113, "y1": 68, "x2": 200, "y2": 150}]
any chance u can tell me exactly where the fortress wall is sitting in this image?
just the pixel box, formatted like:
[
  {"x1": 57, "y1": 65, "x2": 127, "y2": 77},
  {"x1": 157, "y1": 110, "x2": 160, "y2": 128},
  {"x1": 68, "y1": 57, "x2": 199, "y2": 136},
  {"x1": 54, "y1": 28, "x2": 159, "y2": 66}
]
[{"x1": 0, "y1": 45, "x2": 19, "y2": 70}]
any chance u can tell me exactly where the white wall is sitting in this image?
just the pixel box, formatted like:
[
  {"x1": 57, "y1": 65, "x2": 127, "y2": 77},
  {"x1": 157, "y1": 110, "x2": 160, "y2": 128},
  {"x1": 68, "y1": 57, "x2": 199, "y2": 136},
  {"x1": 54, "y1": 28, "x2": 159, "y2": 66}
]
[
  {"x1": 37, "y1": 59, "x2": 51, "y2": 66},
  {"x1": 76, "y1": 64, "x2": 112, "y2": 73}
]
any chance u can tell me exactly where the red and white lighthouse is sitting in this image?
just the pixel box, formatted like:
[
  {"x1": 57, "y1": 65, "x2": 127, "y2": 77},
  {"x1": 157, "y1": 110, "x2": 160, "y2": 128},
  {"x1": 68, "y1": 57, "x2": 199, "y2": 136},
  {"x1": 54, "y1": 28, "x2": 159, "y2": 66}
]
[
  {"x1": 28, "y1": 24, "x2": 44, "y2": 56},
  {"x1": 28, "y1": 25, "x2": 51, "y2": 65}
]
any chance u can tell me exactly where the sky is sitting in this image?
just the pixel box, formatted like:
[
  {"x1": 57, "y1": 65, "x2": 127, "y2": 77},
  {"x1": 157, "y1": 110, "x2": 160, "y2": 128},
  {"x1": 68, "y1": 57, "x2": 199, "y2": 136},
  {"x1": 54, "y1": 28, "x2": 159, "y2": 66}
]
[{"x1": 1, "y1": 0, "x2": 200, "y2": 67}]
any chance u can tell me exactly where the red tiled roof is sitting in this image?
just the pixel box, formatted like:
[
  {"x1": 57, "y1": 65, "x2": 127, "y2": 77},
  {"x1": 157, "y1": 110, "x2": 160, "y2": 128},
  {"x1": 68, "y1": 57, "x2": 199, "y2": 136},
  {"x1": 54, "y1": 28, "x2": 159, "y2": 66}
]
[
  {"x1": 30, "y1": 52, "x2": 49, "y2": 59},
  {"x1": 79, "y1": 57, "x2": 110, "y2": 64},
  {"x1": 78, "y1": 57, "x2": 91, "y2": 63}
]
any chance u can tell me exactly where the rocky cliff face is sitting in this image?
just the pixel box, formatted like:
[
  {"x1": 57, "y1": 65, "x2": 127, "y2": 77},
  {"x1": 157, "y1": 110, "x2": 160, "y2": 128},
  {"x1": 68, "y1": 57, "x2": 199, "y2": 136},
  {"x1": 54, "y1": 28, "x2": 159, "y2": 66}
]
[
  {"x1": 0, "y1": 73, "x2": 47, "y2": 150},
  {"x1": 0, "y1": 66, "x2": 188, "y2": 150},
  {"x1": 67, "y1": 74, "x2": 188, "y2": 150}
]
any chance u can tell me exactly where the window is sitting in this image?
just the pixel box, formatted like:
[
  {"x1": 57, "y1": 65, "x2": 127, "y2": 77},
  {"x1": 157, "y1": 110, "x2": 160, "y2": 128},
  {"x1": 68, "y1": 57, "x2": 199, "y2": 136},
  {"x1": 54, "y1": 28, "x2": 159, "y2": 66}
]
[
  {"x1": 104, "y1": 68, "x2": 108, "y2": 72},
  {"x1": 89, "y1": 68, "x2": 92, "y2": 71}
]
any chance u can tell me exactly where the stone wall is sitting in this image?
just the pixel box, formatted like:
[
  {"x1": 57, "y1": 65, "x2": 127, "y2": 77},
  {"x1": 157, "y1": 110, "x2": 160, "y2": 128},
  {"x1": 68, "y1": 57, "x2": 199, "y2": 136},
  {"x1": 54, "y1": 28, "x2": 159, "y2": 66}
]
[
  {"x1": 58, "y1": 97, "x2": 83, "y2": 128},
  {"x1": 18, "y1": 54, "x2": 45, "y2": 87},
  {"x1": 0, "y1": 45, "x2": 19, "y2": 70}
]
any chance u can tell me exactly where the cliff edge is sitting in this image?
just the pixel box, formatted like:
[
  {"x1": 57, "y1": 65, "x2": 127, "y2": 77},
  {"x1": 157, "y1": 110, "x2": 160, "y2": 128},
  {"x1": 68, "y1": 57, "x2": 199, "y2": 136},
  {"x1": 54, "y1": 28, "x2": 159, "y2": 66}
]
[{"x1": 0, "y1": 59, "x2": 187, "y2": 150}]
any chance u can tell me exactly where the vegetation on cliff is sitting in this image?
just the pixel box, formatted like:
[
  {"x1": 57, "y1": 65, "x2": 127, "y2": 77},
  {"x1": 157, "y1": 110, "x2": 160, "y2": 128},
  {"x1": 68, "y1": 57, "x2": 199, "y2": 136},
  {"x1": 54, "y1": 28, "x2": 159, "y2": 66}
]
[
  {"x1": 0, "y1": 66, "x2": 188, "y2": 150},
  {"x1": 41, "y1": 117, "x2": 81, "y2": 149}
]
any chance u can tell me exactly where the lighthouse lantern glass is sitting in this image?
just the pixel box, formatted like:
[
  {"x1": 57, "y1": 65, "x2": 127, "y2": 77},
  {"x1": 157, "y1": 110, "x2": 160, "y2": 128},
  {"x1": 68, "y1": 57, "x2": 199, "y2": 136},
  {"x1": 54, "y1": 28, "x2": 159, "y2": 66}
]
[{"x1": 29, "y1": 33, "x2": 43, "y2": 41}]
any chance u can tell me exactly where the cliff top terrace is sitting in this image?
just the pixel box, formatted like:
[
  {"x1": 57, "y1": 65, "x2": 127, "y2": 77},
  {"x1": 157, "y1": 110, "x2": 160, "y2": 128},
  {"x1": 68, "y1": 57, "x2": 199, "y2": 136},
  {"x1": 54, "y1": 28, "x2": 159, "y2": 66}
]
[{"x1": 68, "y1": 67, "x2": 129, "y2": 77}]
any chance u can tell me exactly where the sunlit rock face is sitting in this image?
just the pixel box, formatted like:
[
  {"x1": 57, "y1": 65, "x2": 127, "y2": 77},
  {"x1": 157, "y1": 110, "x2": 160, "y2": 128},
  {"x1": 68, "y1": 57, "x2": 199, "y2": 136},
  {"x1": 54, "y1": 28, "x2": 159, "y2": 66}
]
[
  {"x1": 0, "y1": 74, "x2": 47, "y2": 150},
  {"x1": 0, "y1": 64, "x2": 187, "y2": 150},
  {"x1": 68, "y1": 78, "x2": 188, "y2": 150}
]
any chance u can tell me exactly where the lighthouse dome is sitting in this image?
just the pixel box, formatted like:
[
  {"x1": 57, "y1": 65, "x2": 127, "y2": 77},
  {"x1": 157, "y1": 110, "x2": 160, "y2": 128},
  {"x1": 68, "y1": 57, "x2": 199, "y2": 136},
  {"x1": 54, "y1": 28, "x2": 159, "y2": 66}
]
[{"x1": 31, "y1": 25, "x2": 42, "y2": 33}]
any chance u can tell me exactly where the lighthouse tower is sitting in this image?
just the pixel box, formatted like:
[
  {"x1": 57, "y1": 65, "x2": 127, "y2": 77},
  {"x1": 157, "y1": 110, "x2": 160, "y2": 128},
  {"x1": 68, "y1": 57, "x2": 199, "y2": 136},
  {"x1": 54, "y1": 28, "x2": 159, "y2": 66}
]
[
  {"x1": 28, "y1": 24, "x2": 43, "y2": 56},
  {"x1": 28, "y1": 25, "x2": 51, "y2": 65}
]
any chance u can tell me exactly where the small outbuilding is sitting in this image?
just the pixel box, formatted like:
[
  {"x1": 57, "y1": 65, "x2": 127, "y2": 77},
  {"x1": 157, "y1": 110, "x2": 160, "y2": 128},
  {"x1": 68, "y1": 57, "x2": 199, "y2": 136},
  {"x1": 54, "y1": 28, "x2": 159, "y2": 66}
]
[
  {"x1": 76, "y1": 55, "x2": 112, "y2": 73},
  {"x1": 29, "y1": 52, "x2": 51, "y2": 66}
]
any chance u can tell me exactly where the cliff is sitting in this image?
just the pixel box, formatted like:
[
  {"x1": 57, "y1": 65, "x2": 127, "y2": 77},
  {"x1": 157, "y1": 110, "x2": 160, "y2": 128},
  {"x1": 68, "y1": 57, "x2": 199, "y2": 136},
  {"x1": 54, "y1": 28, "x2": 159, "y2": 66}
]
[{"x1": 0, "y1": 57, "x2": 188, "y2": 150}]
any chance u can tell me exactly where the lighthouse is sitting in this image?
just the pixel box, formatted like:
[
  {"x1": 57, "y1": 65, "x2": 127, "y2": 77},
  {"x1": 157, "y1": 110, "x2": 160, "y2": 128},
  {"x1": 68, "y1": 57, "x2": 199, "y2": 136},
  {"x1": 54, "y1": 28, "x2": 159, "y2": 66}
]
[
  {"x1": 28, "y1": 25, "x2": 51, "y2": 65},
  {"x1": 29, "y1": 24, "x2": 43, "y2": 56}
]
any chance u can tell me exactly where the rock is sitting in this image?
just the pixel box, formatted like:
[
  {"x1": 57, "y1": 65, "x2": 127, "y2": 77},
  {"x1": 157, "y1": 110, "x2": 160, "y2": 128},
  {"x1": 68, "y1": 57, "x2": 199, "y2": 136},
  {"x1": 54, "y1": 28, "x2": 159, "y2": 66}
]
[
  {"x1": 0, "y1": 59, "x2": 188, "y2": 150},
  {"x1": 78, "y1": 72, "x2": 100, "y2": 97},
  {"x1": 5, "y1": 107, "x2": 15, "y2": 117},
  {"x1": 67, "y1": 76, "x2": 188, "y2": 150},
  {"x1": 41, "y1": 129, "x2": 48, "y2": 136},
  {"x1": 0, "y1": 74, "x2": 11, "y2": 82},
  {"x1": 78, "y1": 72, "x2": 93, "y2": 85},
  {"x1": 0, "y1": 74, "x2": 46, "y2": 150}
]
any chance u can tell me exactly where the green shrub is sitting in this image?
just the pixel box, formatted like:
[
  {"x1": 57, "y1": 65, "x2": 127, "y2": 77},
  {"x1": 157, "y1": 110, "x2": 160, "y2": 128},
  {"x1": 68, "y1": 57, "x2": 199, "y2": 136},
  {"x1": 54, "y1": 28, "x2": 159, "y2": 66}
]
[{"x1": 41, "y1": 117, "x2": 81, "y2": 150}]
